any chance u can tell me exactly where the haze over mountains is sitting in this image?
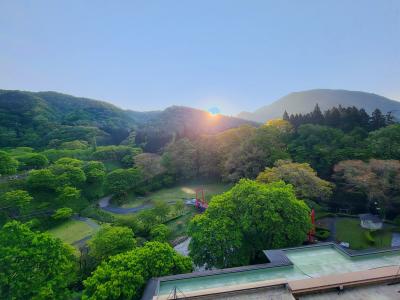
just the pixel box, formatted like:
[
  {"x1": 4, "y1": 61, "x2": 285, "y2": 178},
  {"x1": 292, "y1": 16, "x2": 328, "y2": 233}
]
[{"x1": 238, "y1": 89, "x2": 400, "y2": 123}]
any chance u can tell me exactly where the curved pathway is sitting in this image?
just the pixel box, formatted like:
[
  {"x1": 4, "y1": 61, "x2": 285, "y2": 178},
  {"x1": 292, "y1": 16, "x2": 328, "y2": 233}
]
[
  {"x1": 71, "y1": 215, "x2": 101, "y2": 248},
  {"x1": 98, "y1": 195, "x2": 152, "y2": 214}
]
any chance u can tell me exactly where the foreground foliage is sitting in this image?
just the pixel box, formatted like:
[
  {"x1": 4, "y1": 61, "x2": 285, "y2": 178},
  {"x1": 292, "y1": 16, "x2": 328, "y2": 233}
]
[
  {"x1": 0, "y1": 221, "x2": 76, "y2": 299},
  {"x1": 188, "y1": 179, "x2": 311, "y2": 268},
  {"x1": 83, "y1": 241, "x2": 192, "y2": 300}
]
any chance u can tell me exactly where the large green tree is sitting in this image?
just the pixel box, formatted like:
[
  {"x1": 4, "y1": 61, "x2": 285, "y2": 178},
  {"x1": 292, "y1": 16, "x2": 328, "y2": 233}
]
[
  {"x1": 106, "y1": 168, "x2": 142, "y2": 198},
  {"x1": 188, "y1": 179, "x2": 311, "y2": 268},
  {"x1": 0, "y1": 221, "x2": 76, "y2": 299},
  {"x1": 26, "y1": 168, "x2": 56, "y2": 191},
  {"x1": 83, "y1": 242, "x2": 192, "y2": 300},
  {"x1": 89, "y1": 225, "x2": 137, "y2": 262}
]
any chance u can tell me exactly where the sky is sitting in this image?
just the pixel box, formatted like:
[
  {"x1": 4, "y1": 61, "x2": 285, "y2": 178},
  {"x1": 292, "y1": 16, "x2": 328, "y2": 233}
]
[{"x1": 1, "y1": 1, "x2": 400, "y2": 115}]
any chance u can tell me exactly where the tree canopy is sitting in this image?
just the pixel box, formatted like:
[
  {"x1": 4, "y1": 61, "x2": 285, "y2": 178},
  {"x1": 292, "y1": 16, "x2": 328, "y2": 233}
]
[
  {"x1": 83, "y1": 242, "x2": 192, "y2": 300},
  {"x1": 0, "y1": 221, "x2": 76, "y2": 299},
  {"x1": 257, "y1": 160, "x2": 333, "y2": 203},
  {"x1": 188, "y1": 179, "x2": 310, "y2": 268},
  {"x1": 89, "y1": 225, "x2": 137, "y2": 262}
]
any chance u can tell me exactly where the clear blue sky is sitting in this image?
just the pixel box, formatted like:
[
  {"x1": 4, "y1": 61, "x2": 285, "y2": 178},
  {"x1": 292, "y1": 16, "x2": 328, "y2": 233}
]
[{"x1": 1, "y1": 1, "x2": 399, "y2": 115}]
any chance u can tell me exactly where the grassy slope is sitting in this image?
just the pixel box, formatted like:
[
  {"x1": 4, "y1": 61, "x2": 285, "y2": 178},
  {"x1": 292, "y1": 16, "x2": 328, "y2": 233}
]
[
  {"x1": 336, "y1": 217, "x2": 394, "y2": 249},
  {"x1": 47, "y1": 219, "x2": 96, "y2": 245}
]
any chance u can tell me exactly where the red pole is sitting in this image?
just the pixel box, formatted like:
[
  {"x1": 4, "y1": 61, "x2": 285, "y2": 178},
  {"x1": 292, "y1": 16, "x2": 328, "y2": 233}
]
[{"x1": 308, "y1": 209, "x2": 315, "y2": 243}]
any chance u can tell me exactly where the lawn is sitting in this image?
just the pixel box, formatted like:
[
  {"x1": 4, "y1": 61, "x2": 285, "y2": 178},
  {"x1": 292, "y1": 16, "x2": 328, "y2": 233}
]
[
  {"x1": 335, "y1": 217, "x2": 394, "y2": 250},
  {"x1": 47, "y1": 219, "x2": 97, "y2": 245},
  {"x1": 122, "y1": 181, "x2": 232, "y2": 208}
]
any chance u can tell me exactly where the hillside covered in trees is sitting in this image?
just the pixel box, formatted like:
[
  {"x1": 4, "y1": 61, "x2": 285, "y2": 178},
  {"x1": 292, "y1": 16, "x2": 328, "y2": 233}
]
[{"x1": 0, "y1": 89, "x2": 256, "y2": 150}]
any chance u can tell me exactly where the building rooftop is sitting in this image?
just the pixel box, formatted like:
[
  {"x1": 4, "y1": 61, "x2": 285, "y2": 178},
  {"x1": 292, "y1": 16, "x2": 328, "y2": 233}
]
[{"x1": 142, "y1": 243, "x2": 400, "y2": 300}]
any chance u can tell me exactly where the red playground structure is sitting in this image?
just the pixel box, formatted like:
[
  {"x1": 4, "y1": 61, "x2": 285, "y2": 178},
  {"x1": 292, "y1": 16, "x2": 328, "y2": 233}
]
[
  {"x1": 308, "y1": 208, "x2": 316, "y2": 243},
  {"x1": 195, "y1": 188, "x2": 208, "y2": 211}
]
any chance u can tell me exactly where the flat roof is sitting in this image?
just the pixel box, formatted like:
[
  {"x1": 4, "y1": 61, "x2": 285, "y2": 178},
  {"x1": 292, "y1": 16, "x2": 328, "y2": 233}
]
[{"x1": 142, "y1": 243, "x2": 400, "y2": 299}]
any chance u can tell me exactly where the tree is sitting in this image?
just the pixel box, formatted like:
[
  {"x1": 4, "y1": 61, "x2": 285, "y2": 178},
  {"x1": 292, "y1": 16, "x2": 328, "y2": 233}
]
[
  {"x1": 256, "y1": 160, "x2": 333, "y2": 203},
  {"x1": 152, "y1": 200, "x2": 170, "y2": 222},
  {"x1": 106, "y1": 168, "x2": 143, "y2": 198},
  {"x1": 223, "y1": 121, "x2": 291, "y2": 181},
  {"x1": 26, "y1": 168, "x2": 56, "y2": 190},
  {"x1": 83, "y1": 242, "x2": 192, "y2": 300},
  {"x1": 0, "y1": 221, "x2": 76, "y2": 299},
  {"x1": 134, "y1": 153, "x2": 166, "y2": 180},
  {"x1": 288, "y1": 124, "x2": 362, "y2": 177},
  {"x1": 370, "y1": 108, "x2": 387, "y2": 131},
  {"x1": 52, "y1": 207, "x2": 73, "y2": 220},
  {"x1": 366, "y1": 124, "x2": 400, "y2": 160},
  {"x1": 333, "y1": 159, "x2": 400, "y2": 218},
  {"x1": 50, "y1": 164, "x2": 86, "y2": 187},
  {"x1": 188, "y1": 179, "x2": 310, "y2": 268},
  {"x1": 84, "y1": 161, "x2": 106, "y2": 184},
  {"x1": 0, "y1": 150, "x2": 18, "y2": 175},
  {"x1": 162, "y1": 138, "x2": 197, "y2": 180},
  {"x1": 89, "y1": 225, "x2": 137, "y2": 262},
  {"x1": 0, "y1": 190, "x2": 32, "y2": 218},
  {"x1": 15, "y1": 153, "x2": 48, "y2": 170},
  {"x1": 54, "y1": 157, "x2": 84, "y2": 168},
  {"x1": 150, "y1": 224, "x2": 171, "y2": 242},
  {"x1": 56, "y1": 186, "x2": 82, "y2": 210}
]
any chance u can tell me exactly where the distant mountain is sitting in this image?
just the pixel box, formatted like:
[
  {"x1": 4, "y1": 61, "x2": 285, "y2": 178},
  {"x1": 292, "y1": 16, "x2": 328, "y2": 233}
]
[
  {"x1": 135, "y1": 106, "x2": 258, "y2": 152},
  {"x1": 238, "y1": 89, "x2": 400, "y2": 123},
  {"x1": 0, "y1": 89, "x2": 256, "y2": 149}
]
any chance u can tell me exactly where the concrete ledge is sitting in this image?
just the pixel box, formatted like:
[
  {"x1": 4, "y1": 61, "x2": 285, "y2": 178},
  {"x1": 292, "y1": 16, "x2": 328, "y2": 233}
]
[
  {"x1": 289, "y1": 266, "x2": 400, "y2": 296},
  {"x1": 153, "y1": 278, "x2": 288, "y2": 300}
]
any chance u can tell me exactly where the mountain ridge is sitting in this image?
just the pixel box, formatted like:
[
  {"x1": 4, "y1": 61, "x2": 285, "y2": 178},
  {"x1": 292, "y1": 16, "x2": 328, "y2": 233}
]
[{"x1": 238, "y1": 89, "x2": 400, "y2": 123}]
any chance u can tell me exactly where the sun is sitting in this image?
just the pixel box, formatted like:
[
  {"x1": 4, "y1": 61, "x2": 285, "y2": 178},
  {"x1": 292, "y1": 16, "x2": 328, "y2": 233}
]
[{"x1": 207, "y1": 107, "x2": 221, "y2": 116}]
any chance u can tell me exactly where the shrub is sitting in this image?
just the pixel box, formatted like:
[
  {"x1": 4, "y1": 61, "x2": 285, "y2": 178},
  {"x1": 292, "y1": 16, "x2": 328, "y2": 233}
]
[
  {"x1": 314, "y1": 227, "x2": 330, "y2": 240},
  {"x1": 364, "y1": 230, "x2": 375, "y2": 245}
]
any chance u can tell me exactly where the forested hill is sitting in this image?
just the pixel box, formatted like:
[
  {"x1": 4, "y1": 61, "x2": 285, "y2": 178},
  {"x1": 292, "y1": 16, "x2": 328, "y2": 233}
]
[
  {"x1": 238, "y1": 89, "x2": 400, "y2": 123},
  {"x1": 0, "y1": 89, "x2": 256, "y2": 149},
  {"x1": 135, "y1": 106, "x2": 259, "y2": 152}
]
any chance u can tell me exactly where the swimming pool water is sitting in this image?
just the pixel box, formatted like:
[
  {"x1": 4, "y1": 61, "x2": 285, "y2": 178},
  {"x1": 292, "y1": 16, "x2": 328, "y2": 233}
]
[{"x1": 158, "y1": 245, "x2": 400, "y2": 295}]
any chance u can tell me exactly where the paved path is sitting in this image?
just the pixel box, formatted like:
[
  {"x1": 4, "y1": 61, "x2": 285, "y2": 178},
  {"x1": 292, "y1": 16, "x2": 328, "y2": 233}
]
[
  {"x1": 71, "y1": 216, "x2": 101, "y2": 248},
  {"x1": 98, "y1": 195, "x2": 152, "y2": 214},
  {"x1": 315, "y1": 217, "x2": 337, "y2": 242},
  {"x1": 391, "y1": 233, "x2": 400, "y2": 247}
]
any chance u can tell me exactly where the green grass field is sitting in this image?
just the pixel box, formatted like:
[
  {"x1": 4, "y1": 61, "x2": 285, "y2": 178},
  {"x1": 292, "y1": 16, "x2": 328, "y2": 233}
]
[
  {"x1": 335, "y1": 217, "x2": 394, "y2": 249},
  {"x1": 47, "y1": 219, "x2": 97, "y2": 245},
  {"x1": 122, "y1": 181, "x2": 232, "y2": 208}
]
